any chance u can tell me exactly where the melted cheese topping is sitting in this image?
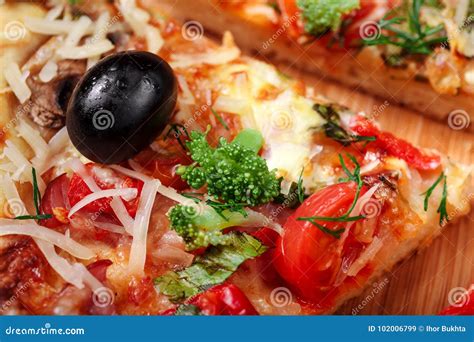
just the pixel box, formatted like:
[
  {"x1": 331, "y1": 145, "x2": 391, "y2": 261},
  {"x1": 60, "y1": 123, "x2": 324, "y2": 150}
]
[{"x1": 210, "y1": 58, "x2": 325, "y2": 188}]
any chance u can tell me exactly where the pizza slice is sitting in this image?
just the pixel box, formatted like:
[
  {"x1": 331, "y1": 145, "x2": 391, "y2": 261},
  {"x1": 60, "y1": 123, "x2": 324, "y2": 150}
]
[
  {"x1": 0, "y1": 0, "x2": 471, "y2": 315},
  {"x1": 161, "y1": 0, "x2": 474, "y2": 130}
]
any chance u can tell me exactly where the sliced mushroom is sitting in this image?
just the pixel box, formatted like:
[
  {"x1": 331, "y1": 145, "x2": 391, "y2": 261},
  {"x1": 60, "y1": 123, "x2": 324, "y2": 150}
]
[{"x1": 21, "y1": 60, "x2": 85, "y2": 129}]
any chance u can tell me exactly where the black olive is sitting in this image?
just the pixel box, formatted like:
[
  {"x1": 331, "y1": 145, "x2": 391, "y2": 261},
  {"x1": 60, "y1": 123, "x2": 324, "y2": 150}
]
[{"x1": 66, "y1": 51, "x2": 177, "y2": 164}]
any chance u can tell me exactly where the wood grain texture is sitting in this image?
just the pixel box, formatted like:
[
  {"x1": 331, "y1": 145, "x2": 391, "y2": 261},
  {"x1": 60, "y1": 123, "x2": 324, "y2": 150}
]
[{"x1": 279, "y1": 66, "x2": 474, "y2": 314}]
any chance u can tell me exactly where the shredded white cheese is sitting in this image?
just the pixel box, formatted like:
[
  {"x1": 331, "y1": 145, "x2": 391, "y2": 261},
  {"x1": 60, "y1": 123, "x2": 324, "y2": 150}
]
[
  {"x1": 68, "y1": 188, "x2": 138, "y2": 218},
  {"x1": 56, "y1": 40, "x2": 114, "y2": 60},
  {"x1": 3, "y1": 62, "x2": 31, "y2": 104},
  {"x1": 128, "y1": 179, "x2": 160, "y2": 274},
  {"x1": 0, "y1": 221, "x2": 95, "y2": 259},
  {"x1": 170, "y1": 32, "x2": 240, "y2": 68},
  {"x1": 67, "y1": 159, "x2": 135, "y2": 231},
  {"x1": 38, "y1": 60, "x2": 58, "y2": 83},
  {"x1": 25, "y1": 17, "x2": 93, "y2": 35}
]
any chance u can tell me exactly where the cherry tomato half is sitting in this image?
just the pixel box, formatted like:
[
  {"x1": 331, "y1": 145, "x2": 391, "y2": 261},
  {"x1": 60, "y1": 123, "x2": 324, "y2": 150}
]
[{"x1": 274, "y1": 181, "x2": 367, "y2": 303}]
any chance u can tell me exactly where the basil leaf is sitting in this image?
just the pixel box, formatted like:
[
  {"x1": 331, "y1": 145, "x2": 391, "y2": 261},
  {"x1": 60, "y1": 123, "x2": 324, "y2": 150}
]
[{"x1": 154, "y1": 232, "x2": 267, "y2": 302}]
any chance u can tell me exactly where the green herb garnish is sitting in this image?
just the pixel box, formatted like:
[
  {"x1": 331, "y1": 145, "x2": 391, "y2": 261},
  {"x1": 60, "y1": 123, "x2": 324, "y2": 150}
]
[
  {"x1": 314, "y1": 104, "x2": 375, "y2": 146},
  {"x1": 164, "y1": 124, "x2": 190, "y2": 151},
  {"x1": 297, "y1": 167, "x2": 305, "y2": 204},
  {"x1": 422, "y1": 171, "x2": 449, "y2": 225},
  {"x1": 364, "y1": 0, "x2": 448, "y2": 56},
  {"x1": 154, "y1": 232, "x2": 267, "y2": 302},
  {"x1": 297, "y1": 153, "x2": 365, "y2": 238},
  {"x1": 210, "y1": 108, "x2": 229, "y2": 130},
  {"x1": 14, "y1": 168, "x2": 52, "y2": 221},
  {"x1": 297, "y1": 0, "x2": 360, "y2": 36}
]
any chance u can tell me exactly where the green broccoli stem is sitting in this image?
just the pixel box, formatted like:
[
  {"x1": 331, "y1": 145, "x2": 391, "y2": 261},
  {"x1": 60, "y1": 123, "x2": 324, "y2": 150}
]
[{"x1": 193, "y1": 207, "x2": 249, "y2": 230}]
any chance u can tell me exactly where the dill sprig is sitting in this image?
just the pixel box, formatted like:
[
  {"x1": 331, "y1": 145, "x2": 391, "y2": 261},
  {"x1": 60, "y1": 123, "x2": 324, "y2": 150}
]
[
  {"x1": 297, "y1": 167, "x2": 305, "y2": 204},
  {"x1": 364, "y1": 0, "x2": 448, "y2": 56},
  {"x1": 164, "y1": 123, "x2": 190, "y2": 151},
  {"x1": 14, "y1": 168, "x2": 52, "y2": 221},
  {"x1": 422, "y1": 171, "x2": 449, "y2": 226},
  {"x1": 297, "y1": 153, "x2": 365, "y2": 239},
  {"x1": 313, "y1": 104, "x2": 376, "y2": 146},
  {"x1": 210, "y1": 108, "x2": 229, "y2": 131}
]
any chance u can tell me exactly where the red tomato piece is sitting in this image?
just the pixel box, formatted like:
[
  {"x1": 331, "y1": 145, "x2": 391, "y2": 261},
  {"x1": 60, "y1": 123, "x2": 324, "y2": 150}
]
[
  {"x1": 350, "y1": 115, "x2": 441, "y2": 170},
  {"x1": 274, "y1": 181, "x2": 367, "y2": 303},
  {"x1": 67, "y1": 164, "x2": 143, "y2": 217},
  {"x1": 162, "y1": 284, "x2": 258, "y2": 316},
  {"x1": 277, "y1": 0, "x2": 304, "y2": 38},
  {"x1": 40, "y1": 173, "x2": 71, "y2": 228}
]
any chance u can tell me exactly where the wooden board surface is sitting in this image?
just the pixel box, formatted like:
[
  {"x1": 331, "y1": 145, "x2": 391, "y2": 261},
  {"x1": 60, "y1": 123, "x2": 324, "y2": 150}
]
[{"x1": 279, "y1": 65, "x2": 474, "y2": 314}]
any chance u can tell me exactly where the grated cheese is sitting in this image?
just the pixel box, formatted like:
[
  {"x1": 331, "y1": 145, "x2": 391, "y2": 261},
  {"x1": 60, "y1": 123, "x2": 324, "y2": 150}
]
[
  {"x1": 56, "y1": 40, "x2": 114, "y2": 60},
  {"x1": 45, "y1": 4, "x2": 64, "y2": 21},
  {"x1": 64, "y1": 16, "x2": 92, "y2": 47},
  {"x1": 67, "y1": 159, "x2": 135, "y2": 231},
  {"x1": 87, "y1": 12, "x2": 111, "y2": 69},
  {"x1": 145, "y1": 24, "x2": 164, "y2": 54},
  {"x1": 35, "y1": 239, "x2": 87, "y2": 289},
  {"x1": 3, "y1": 140, "x2": 46, "y2": 192},
  {"x1": 38, "y1": 60, "x2": 58, "y2": 83},
  {"x1": 128, "y1": 179, "x2": 160, "y2": 274},
  {"x1": 68, "y1": 188, "x2": 138, "y2": 218},
  {"x1": 25, "y1": 17, "x2": 94, "y2": 35},
  {"x1": 170, "y1": 32, "x2": 240, "y2": 68},
  {"x1": 4, "y1": 63, "x2": 31, "y2": 104},
  {"x1": 0, "y1": 221, "x2": 95, "y2": 259},
  {"x1": 16, "y1": 120, "x2": 50, "y2": 165}
]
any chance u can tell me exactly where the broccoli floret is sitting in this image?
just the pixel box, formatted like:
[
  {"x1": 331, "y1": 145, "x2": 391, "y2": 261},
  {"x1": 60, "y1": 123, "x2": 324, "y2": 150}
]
[
  {"x1": 168, "y1": 204, "x2": 253, "y2": 250},
  {"x1": 177, "y1": 128, "x2": 281, "y2": 207},
  {"x1": 297, "y1": 0, "x2": 360, "y2": 36}
]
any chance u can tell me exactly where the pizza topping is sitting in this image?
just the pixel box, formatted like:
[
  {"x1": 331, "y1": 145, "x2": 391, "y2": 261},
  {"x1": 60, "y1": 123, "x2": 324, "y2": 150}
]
[
  {"x1": 364, "y1": 0, "x2": 447, "y2": 60},
  {"x1": 68, "y1": 188, "x2": 138, "y2": 218},
  {"x1": 128, "y1": 179, "x2": 161, "y2": 274},
  {"x1": 313, "y1": 104, "x2": 376, "y2": 146},
  {"x1": 24, "y1": 60, "x2": 85, "y2": 129},
  {"x1": 297, "y1": 0, "x2": 360, "y2": 36},
  {"x1": 66, "y1": 51, "x2": 177, "y2": 164},
  {"x1": 67, "y1": 163, "x2": 143, "y2": 220},
  {"x1": 168, "y1": 201, "x2": 277, "y2": 251},
  {"x1": 422, "y1": 171, "x2": 449, "y2": 226},
  {"x1": 176, "y1": 128, "x2": 281, "y2": 207},
  {"x1": 170, "y1": 32, "x2": 241, "y2": 69},
  {"x1": 154, "y1": 232, "x2": 267, "y2": 303},
  {"x1": 3, "y1": 62, "x2": 31, "y2": 104},
  {"x1": 0, "y1": 222, "x2": 94, "y2": 260},
  {"x1": 165, "y1": 284, "x2": 258, "y2": 316},
  {"x1": 350, "y1": 115, "x2": 441, "y2": 170},
  {"x1": 297, "y1": 154, "x2": 367, "y2": 239}
]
